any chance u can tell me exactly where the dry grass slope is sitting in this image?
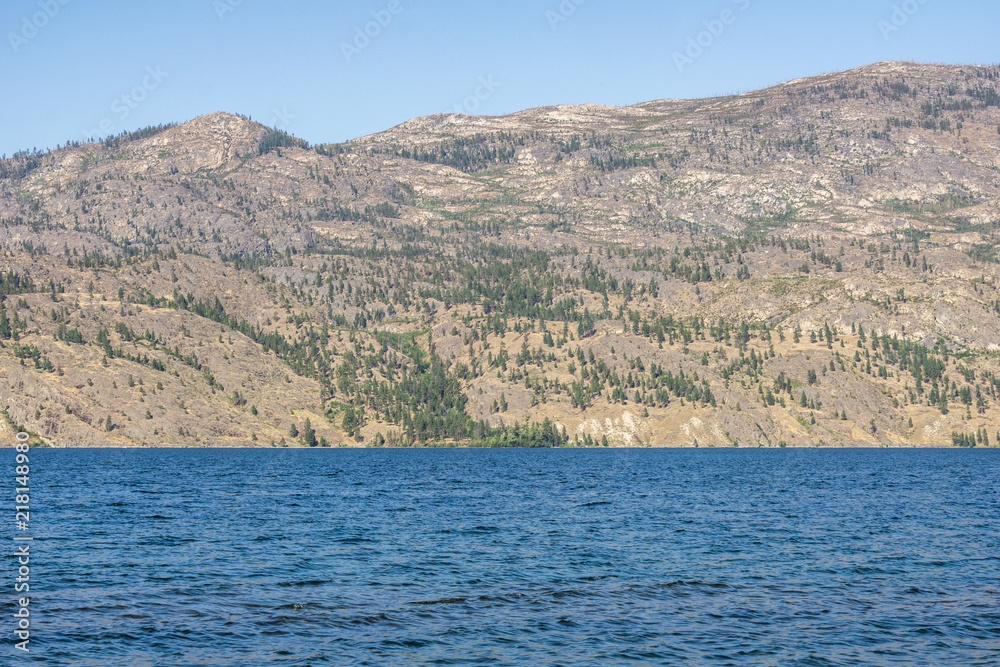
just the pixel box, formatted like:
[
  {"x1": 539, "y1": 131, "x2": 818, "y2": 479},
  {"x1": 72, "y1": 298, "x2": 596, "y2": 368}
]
[{"x1": 2, "y1": 62, "x2": 1000, "y2": 447}]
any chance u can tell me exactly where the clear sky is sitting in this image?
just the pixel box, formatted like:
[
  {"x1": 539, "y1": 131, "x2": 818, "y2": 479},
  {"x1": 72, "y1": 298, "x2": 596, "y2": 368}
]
[{"x1": 1, "y1": 0, "x2": 997, "y2": 156}]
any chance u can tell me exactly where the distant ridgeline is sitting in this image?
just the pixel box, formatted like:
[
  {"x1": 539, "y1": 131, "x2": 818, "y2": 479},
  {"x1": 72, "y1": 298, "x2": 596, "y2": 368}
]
[{"x1": 2, "y1": 64, "x2": 1000, "y2": 447}]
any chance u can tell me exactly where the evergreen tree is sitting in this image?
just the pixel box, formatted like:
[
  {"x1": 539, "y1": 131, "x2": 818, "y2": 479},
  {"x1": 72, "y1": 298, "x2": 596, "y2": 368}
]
[{"x1": 303, "y1": 418, "x2": 317, "y2": 447}]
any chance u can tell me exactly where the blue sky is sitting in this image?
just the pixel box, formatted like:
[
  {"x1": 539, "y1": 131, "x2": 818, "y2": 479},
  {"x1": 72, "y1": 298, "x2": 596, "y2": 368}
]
[{"x1": 1, "y1": 0, "x2": 997, "y2": 156}]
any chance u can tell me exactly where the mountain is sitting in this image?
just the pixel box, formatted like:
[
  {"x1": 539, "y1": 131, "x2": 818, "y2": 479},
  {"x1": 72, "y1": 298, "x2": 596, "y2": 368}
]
[{"x1": 2, "y1": 62, "x2": 1000, "y2": 448}]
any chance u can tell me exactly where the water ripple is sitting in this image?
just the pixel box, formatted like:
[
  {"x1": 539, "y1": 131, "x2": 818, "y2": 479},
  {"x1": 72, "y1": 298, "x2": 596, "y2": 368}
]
[{"x1": 12, "y1": 447, "x2": 1000, "y2": 665}]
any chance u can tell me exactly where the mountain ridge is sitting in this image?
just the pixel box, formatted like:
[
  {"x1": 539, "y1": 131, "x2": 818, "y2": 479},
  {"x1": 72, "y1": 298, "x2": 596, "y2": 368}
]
[{"x1": 2, "y1": 61, "x2": 1000, "y2": 448}]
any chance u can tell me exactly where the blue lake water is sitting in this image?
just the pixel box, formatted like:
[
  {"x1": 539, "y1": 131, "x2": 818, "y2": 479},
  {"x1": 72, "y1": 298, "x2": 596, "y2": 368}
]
[{"x1": 9, "y1": 448, "x2": 1000, "y2": 665}]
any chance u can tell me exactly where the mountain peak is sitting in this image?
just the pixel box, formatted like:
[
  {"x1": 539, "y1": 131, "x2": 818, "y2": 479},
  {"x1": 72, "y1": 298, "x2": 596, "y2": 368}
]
[
  {"x1": 106, "y1": 112, "x2": 272, "y2": 173},
  {"x1": 179, "y1": 111, "x2": 266, "y2": 134},
  {"x1": 161, "y1": 112, "x2": 269, "y2": 161},
  {"x1": 6, "y1": 62, "x2": 1000, "y2": 449}
]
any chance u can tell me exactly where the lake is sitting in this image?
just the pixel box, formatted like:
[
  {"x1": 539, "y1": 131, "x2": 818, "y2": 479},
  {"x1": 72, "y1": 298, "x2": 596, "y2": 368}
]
[{"x1": 12, "y1": 448, "x2": 1000, "y2": 665}]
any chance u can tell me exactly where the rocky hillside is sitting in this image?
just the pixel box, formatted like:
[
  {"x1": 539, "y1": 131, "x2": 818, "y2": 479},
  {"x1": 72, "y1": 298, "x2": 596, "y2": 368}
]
[{"x1": 2, "y1": 61, "x2": 1000, "y2": 448}]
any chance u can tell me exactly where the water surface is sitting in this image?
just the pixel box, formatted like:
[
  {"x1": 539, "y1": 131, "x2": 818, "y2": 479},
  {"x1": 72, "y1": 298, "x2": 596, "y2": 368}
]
[{"x1": 12, "y1": 448, "x2": 1000, "y2": 665}]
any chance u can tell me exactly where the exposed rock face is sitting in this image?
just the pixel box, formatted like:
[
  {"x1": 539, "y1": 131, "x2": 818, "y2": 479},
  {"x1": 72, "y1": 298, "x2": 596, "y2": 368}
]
[
  {"x1": 2, "y1": 62, "x2": 1000, "y2": 448},
  {"x1": 135, "y1": 112, "x2": 271, "y2": 173}
]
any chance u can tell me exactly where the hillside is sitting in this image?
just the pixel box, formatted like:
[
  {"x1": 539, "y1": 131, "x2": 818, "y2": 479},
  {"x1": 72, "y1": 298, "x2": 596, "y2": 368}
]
[{"x1": 2, "y1": 61, "x2": 1000, "y2": 448}]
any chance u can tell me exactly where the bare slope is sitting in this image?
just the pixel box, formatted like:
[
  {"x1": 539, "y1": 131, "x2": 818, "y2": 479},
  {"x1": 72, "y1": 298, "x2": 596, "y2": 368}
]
[{"x1": 2, "y1": 62, "x2": 1000, "y2": 447}]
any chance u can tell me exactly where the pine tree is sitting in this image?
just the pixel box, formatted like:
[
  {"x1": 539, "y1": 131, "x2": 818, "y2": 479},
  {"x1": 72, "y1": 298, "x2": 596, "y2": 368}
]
[
  {"x1": 937, "y1": 390, "x2": 949, "y2": 414},
  {"x1": 303, "y1": 418, "x2": 317, "y2": 447}
]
